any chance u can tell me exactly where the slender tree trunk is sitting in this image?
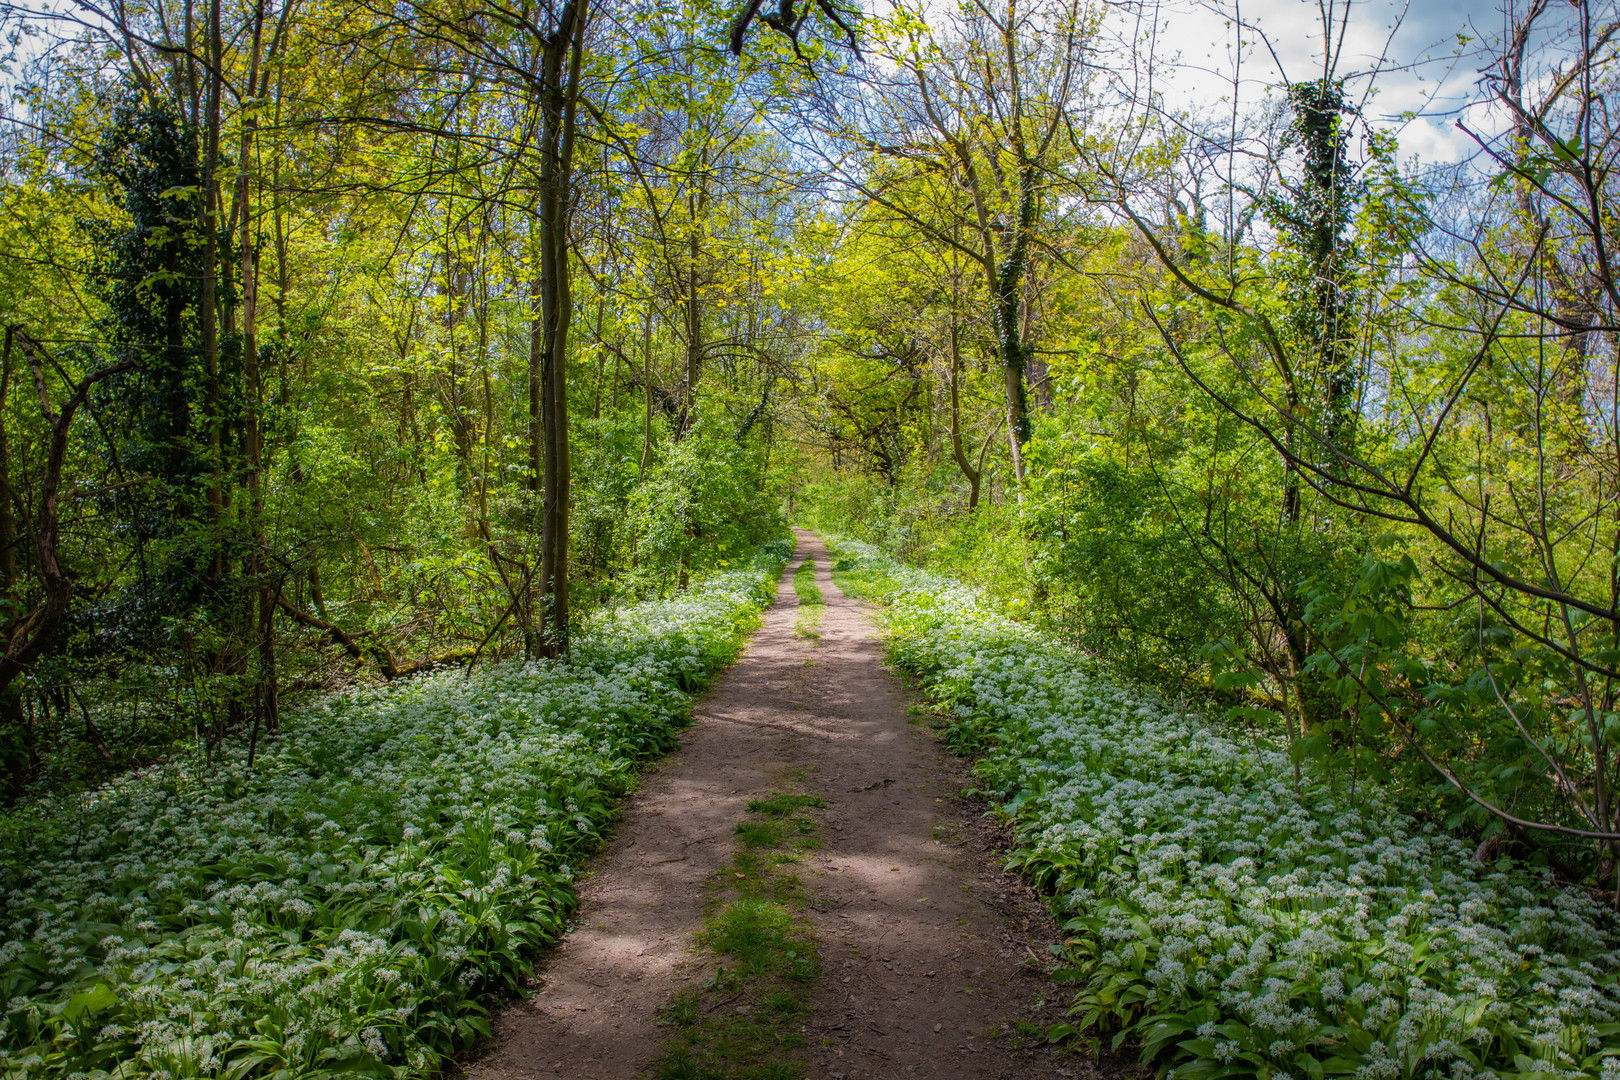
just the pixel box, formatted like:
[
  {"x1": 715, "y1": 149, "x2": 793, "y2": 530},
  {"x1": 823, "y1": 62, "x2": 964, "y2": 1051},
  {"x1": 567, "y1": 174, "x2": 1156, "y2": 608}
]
[
  {"x1": 592, "y1": 298, "x2": 606, "y2": 419},
  {"x1": 444, "y1": 230, "x2": 475, "y2": 491},
  {"x1": 947, "y1": 317, "x2": 980, "y2": 509},
  {"x1": 238, "y1": 0, "x2": 277, "y2": 747},
  {"x1": 201, "y1": 0, "x2": 224, "y2": 562},
  {"x1": 1282, "y1": 392, "x2": 1302, "y2": 525},
  {"x1": 0, "y1": 329, "x2": 15, "y2": 593},
  {"x1": 533, "y1": 0, "x2": 588, "y2": 657},
  {"x1": 197, "y1": 0, "x2": 240, "y2": 743},
  {"x1": 528, "y1": 296, "x2": 543, "y2": 495},
  {"x1": 0, "y1": 330, "x2": 21, "y2": 800},
  {"x1": 639, "y1": 303, "x2": 653, "y2": 479},
  {"x1": 480, "y1": 366, "x2": 495, "y2": 539},
  {"x1": 680, "y1": 185, "x2": 705, "y2": 439}
]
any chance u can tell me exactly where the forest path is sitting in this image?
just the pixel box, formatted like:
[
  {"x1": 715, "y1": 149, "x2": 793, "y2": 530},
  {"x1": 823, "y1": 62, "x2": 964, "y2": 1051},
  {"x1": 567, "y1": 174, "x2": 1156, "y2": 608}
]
[{"x1": 463, "y1": 529, "x2": 1089, "y2": 1080}]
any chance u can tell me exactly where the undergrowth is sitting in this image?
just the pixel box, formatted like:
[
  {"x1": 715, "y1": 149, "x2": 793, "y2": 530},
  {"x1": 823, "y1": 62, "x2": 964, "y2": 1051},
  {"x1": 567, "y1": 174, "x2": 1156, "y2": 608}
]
[
  {"x1": 0, "y1": 548, "x2": 790, "y2": 1080},
  {"x1": 826, "y1": 536, "x2": 1620, "y2": 1080}
]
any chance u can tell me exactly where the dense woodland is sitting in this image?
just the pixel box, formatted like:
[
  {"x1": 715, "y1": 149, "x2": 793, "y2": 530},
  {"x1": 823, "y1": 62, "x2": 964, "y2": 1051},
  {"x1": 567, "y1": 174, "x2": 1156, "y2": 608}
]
[
  {"x1": 1, "y1": 0, "x2": 1619, "y2": 889},
  {"x1": 1, "y1": 0, "x2": 1620, "y2": 1071}
]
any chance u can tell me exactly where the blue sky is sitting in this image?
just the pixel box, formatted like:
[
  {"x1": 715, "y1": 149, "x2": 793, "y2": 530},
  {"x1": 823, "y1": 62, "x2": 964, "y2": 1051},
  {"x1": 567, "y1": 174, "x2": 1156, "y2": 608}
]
[{"x1": 1122, "y1": 0, "x2": 1518, "y2": 164}]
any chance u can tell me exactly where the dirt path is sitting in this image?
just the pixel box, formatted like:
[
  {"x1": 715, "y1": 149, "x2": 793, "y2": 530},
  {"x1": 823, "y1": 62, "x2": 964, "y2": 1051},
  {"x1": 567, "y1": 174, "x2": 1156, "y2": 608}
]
[{"x1": 465, "y1": 529, "x2": 1096, "y2": 1080}]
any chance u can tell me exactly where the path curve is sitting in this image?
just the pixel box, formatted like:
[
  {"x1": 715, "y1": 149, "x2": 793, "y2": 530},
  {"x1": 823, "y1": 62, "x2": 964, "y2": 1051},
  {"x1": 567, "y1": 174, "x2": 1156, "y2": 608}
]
[{"x1": 464, "y1": 529, "x2": 1092, "y2": 1080}]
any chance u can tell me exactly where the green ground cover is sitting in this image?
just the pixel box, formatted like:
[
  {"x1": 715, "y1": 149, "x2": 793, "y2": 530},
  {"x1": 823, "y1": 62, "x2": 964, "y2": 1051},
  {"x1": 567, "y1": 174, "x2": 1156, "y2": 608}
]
[
  {"x1": 0, "y1": 547, "x2": 788, "y2": 1080},
  {"x1": 827, "y1": 538, "x2": 1620, "y2": 1080}
]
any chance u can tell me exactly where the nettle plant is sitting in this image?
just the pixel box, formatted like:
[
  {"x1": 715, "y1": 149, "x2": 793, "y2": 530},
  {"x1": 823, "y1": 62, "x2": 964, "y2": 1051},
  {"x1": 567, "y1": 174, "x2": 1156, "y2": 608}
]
[
  {"x1": 830, "y1": 540, "x2": 1620, "y2": 1080},
  {"x1": 0, "y1": 555, "x2": 783, "y2": 1080}
]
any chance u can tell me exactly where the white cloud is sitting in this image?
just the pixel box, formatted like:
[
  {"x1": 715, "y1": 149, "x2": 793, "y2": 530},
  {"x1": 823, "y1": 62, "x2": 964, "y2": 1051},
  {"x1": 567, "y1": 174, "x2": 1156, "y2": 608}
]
[{"x1": 1111, "y1": 0, "x2": 1515, "y2": 164}]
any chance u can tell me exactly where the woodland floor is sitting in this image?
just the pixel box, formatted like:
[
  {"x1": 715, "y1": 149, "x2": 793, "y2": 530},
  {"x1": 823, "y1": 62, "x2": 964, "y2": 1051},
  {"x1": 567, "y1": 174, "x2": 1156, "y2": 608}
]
[{"x1": 462, "y1": 530, "x2": 1126, "y2": 1080}]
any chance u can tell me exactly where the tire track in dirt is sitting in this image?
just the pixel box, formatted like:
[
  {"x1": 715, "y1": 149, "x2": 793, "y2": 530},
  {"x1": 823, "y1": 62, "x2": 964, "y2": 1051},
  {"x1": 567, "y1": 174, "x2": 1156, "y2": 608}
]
[{"x1": 463, "y1": 529, "x2": 1114, "y2": 1080}]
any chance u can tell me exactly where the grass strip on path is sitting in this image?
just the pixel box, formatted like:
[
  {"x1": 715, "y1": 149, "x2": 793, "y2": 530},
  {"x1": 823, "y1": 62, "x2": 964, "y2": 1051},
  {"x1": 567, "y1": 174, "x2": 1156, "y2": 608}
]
[
  {"x1": 653, "y1": 791, "x2": 826, "y2": 1080},
  {"x1": 825, "y1": 537, "x2": 1620, "y2": 1080},
  {"x1": 0, "y1": 545, "x2": 790, "y2": 1080},
  {"x1": 792, "y1": 559, "x2": 823, "y2": 642}
]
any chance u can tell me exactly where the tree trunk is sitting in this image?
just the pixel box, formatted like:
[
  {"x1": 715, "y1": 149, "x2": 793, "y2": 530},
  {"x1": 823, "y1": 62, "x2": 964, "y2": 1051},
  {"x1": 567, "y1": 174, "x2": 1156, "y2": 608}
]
[
  {"x1": 529, "y1": 290, "x2": 543, "y2": 495},
  {"x1": 0, "y1": 333, "x2": 133, "y2": 798},
  {"x1": 947, "y1": 316, "x2": 980, "y2": 509},
  {"x1": 0, "y1": 329, "x2": 16, "y2": 593},
  {"x1": 532, "y1": 0, "x2": 588, "y2": 657},
  {"x1": 198, "y1": 0, "x2": 244, "y2": 745},
  {"x1": 639, "y1": 302, "x2": 653, "y2": 479},
  {"x1": 444, "y1": 233, "x2": 476, "y2": 491},
  {"x1": 993, "y1": 166, "x2": 1038, "y2": 485},
  {"x1": 238, "y1": 0, "x2": 277, "y2": 748},
  {"x1": 201, "y1": 0, "x2": 224, "y2": 565},
  {"x1": 679, "y1": 182, "x2": 706, "y2": 439}
]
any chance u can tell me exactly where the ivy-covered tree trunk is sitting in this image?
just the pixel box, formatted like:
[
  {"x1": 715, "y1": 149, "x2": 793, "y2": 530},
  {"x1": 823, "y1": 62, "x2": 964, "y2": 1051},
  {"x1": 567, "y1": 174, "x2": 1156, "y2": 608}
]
[
  {"x1": 1270, "y1": 79, "x2": 1361, "y2": 746},
  {"x1": 1281, "y1": 79, "x2": 1360, "y2": 471},
  {"x1": 993, "y1": 166, "x2": 1038, "y2": 489}
]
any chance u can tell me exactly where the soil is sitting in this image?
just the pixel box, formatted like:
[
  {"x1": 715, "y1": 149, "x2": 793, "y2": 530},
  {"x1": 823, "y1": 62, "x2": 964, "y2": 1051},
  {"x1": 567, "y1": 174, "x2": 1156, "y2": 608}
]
[{"x1": 461, "y1": 529, "x2": 1127, "y2": 1080}]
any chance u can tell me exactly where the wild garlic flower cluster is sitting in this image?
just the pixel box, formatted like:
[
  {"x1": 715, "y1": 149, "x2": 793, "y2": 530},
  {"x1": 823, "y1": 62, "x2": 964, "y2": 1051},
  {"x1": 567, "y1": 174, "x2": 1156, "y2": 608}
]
[
  {"x1": 0, "y1": 557, "x2": 781, "y2": 1080},
  {"x1": 832, "y1": 541, "x2": 1620, "y2": 1080}
]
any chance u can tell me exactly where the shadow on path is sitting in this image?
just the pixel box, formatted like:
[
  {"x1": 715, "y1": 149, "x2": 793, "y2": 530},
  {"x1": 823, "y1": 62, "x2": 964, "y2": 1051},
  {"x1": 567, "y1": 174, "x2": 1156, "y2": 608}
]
[{"x1": 463, "y1": 529, "x2": 1107, "y2": 1080}]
